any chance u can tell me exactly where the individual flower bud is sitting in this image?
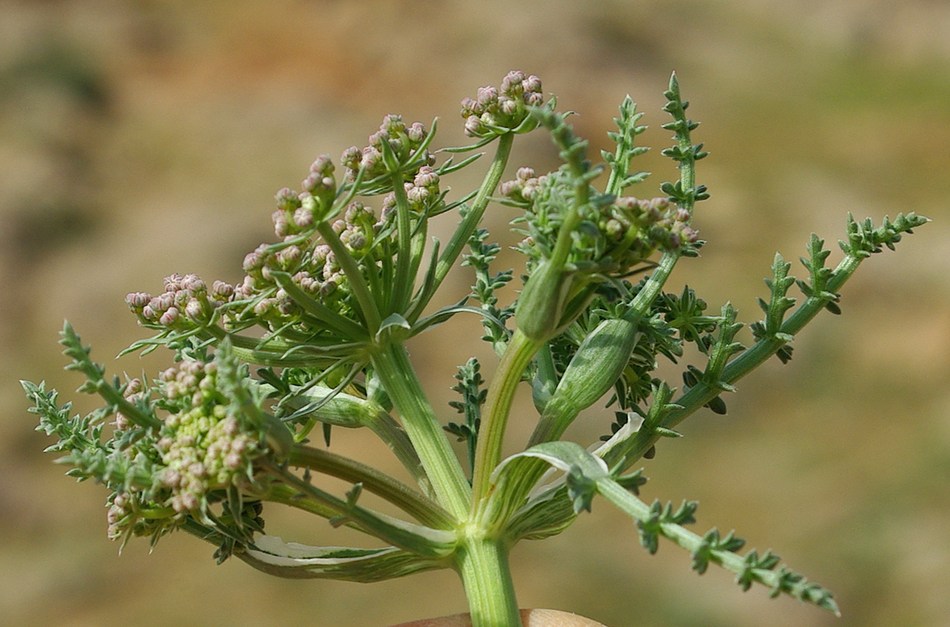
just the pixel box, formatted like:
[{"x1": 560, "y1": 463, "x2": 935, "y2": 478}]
[
  {"x1": 413, "y1": 165, "x2": 439, "y2": 189},
  {"x1": 406, "y1": 185, "x2": 430, "y2": 206},
  {"x1": 464, "y1": 115, "x2": 483, "y2": 137},
  {"x1": 275, "y1": 245, "x2": 301, "y2": 268},
  {"x1": 499, "y1": 180, "x2": 520, "y2": 197},
  {"x1": 275, "y1": 187, "x2": 298, "y2": 210},
  {"x1": 300, "y1": 172, "x2": 320, "y2": 193},
  {"x1": 293, "y1": 206, "x2": 314, "y2": 229},
  {"x1": 211, "y1": 280, "x2": 233, "y2": 299},
  {"x1": 310, "y1": 154, "x2": 334, "y2": 175},
  {"x1": 522, "y1": 74, "x2": 542, "y2": 94},
  {"x1": 126, "y1": 292, "x2": 150, "y2": 312},
  {"x1": 320, "y1": 277, "x2": 338, "y2": 297},
  {"x1": 368, "y1": 128, "x2": 386, "y2": 148},
  {"x1": 185, "y1": 299, "x2": 204, "y2": 320},
  {"x1": 501, "y1": 70, "x2": 526, "y2": 95},
  {"x1": 341, "y1": 230, "x2": 367, "y2": 251},
  {"x1": 380, "y1": 113, "x2": 405, "y2": 135},
  {"x1": 162, "y1": 273, "x2": 184, "y2": 292},
  {"x1": 181, "y1": 274, "x2": 205, "y2": 293},
  {"x1": 517, "y1": 166, "x2": 536, "y2": 181},
  {"x1": 344, "y1": 201, "x2": 367, "y2": 223},
  {"x1": 254, "y1": 297, "x2": 277, "y2": 317},
  {"x1": 407, "y1": 122, "x2": 426, "y2": 143},
  {"x1": 159, "y1": 307, "x2": 180, "y2": 326},
  {"x1": 477, "y1": 85, "x2": 498, "y2": 107},
  {"x1": 341, "y1": 146, "x2": 361, "y2": 172},
  {"x1": 313, "y1": 243, "x2": 331, "y2": 265},
  {"x1": 499, "y1": 96, "x2": 519, "y2": 116},
  {"x1": 524, "y1": 91, "x2": 544, "y2": 107},
  {"x1": 272, "y1": 210, "x2": 291, "y2": 238},
  {"x1": 460, "y1": 96, "x2": 479, "y2": 117},
  {"x1": 360, "y1": 146, "x2": 381, "y2": 171}
]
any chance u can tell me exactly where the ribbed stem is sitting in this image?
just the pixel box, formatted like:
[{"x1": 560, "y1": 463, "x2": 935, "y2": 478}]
[
  {"x1": 456, "y1": 534, "x2": 520, "y2": 627},
  {"x1": 432, "y1": 133, "x2": 514, "y2": 290},
  {"x1": 371, "y1": 342, "x2": 471, "y2": 519},
  {"x1": 471, "y1": 329, "x2": 544, "y2": 505}
]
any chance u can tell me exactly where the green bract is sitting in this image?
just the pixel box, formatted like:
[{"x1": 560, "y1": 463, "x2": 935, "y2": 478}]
[{"x1": 25, "y1": 71, "x2": 927, "y2": 626}]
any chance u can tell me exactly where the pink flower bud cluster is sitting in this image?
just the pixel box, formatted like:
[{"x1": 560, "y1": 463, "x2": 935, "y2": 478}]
[
  {"x1": 499, "y1": 167, "x2": 546, "y2": 204},
  {"x1": 126, "y1": 273, "x2": 232, "y2": 329},
  {"x1": 341, "y1": 114, "x2": 433, "y2": 182},
  {"x1": 106, "y1": 490, "x2": 165, "y2": 542},
  {"x1": 460, "y1": 70, "x2": 544, "y2": 137},
  {"x1": 380, "y1": 165, "x2": 442, "y2": 217},
  {"x1": 271, "y1": 155, "x2": 336, "y2": 238}
]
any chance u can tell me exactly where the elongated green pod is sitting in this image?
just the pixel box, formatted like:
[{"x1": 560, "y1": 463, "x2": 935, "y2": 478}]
[
  {"x1": 553, "y1": 317, "x2": 639, "y2": 413},
  {"x1": 514, "y1": 260, "x2": 572, "y2": 342},
  {"x1": 530, "y1": 317, "x2": 639, "y2": 446}
]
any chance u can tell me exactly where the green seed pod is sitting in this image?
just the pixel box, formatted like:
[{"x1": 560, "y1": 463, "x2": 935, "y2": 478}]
[
  {"x1": 515, "y1": 260, "x2": 573, "y2": 342},
  {"x1": 549, "y1": 317, "x2": 640, "y2": 415}
]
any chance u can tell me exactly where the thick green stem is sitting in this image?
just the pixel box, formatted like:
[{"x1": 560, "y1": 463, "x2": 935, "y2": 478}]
[
  {"x1": 471, "y1": 329, "x2": 544, "y2": 505},
  {"x1": 371, "y1": 341, "x2": 471, "y2": 519},
  {"x1": 456, "y1": 534, "x2": 520, "y2": 627}
]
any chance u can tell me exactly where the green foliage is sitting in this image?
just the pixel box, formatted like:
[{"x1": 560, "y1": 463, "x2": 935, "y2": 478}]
[
  {"x1": 445, "y1": 358, "x2": 486, "y2": 477},
  {"x1": 24, "y1": 70, "x2": 927, "y2": 625}
]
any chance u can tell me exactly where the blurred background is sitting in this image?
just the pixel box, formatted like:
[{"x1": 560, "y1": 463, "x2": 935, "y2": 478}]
[{"x1": 2, "y1": 1, "x2": 948, "y2": 625}]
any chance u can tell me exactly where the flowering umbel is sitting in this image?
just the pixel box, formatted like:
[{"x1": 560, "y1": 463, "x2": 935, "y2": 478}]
[{"x1": 26, "y1": 71, "x2": 928, "y2": 624}]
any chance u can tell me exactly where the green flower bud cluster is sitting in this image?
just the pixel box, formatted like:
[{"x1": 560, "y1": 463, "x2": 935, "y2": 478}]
[
  {"x1": 105, "y1": 354, "x2": 269, "y2": 543},
  {"x1": 155, "y1": 359, "x2": 262, "y2": 512},
  {"x1": 106, "y1": 490, "x2": 162, "y2": 543}
]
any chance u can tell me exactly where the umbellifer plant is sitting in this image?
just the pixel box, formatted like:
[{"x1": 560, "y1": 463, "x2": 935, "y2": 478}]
[{"x1": 24, "y1": 71, "x2": 927, "y2": 625}]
